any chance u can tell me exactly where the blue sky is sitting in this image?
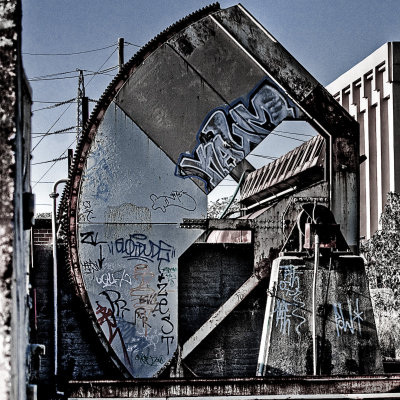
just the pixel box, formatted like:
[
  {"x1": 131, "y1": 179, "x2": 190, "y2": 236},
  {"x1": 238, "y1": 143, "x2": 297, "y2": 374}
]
[{"x1": 22, "y1": 0, "x2": 400, "y2": 213}]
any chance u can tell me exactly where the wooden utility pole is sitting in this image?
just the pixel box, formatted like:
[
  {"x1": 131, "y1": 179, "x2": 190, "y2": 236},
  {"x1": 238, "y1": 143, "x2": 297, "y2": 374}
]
[{"x1": 118, "y1": 38, "x2": 124, "y2": 71}]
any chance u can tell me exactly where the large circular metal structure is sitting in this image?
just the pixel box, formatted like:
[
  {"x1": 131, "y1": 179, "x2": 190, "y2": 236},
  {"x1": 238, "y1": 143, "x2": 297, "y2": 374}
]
[{"x1": 65, "y1": 3, "x2": 359, "y2": 378}]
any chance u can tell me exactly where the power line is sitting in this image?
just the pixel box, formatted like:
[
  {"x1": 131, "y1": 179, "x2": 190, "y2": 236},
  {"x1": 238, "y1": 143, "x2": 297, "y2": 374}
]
[
  {"x1": 32, "y1": 156, "x2": 68, "y2": 166},
  {"x1": 28, "y1": 66, "x2": 119, "y2": 82},
  {"x1": 86, "y1": 48, "x2": 118, "y2": 87},
  {"x1": 32, "y1": 98, "x2": 76, "y2": 112},
  {"x1": 33, "y1": 98, "x2": 98, "y2": 104},
  {"x1": 32, "y1": 131, "x2": 76, "y2": 137},
  {"x1": 31, "y1": 48, "x2": 117, "y2": 153},
  {"x1": 29, "y1": 69, "x2": 83, "y2": 79},
  {"x1": 23, "y1": 43, "x2": 117, "y2": 56},
  {"x1": 32, "y1": 181, "x2": 56, "y2": 184},
  {"x1": 31, "y1": 49, "x2": 118, "y2": 181},
  {"x1": 32, "y1": 126, "x2": 75, "y2": 136},
  {"x1": 32, "y1": 138, "x2": 76, "y2": 189},
  {"x1": 124, "y1": 41, "x2": 141, "y2": 48},
  {"x1": 33, "y1": 100, "x2": 76, "y2": 104},
  {"x1": 31, "y1": 103, "x2": 74, "y2": 152}
]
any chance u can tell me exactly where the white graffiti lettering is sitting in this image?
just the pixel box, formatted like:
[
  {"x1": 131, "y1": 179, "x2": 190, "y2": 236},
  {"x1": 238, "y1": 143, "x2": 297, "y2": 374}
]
[{"x1": 333, "y1": 297, "x2": 363, "y2": 337}]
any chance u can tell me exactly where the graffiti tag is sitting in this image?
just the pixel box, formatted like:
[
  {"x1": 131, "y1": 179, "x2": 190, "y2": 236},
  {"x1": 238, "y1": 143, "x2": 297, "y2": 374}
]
[
  {"x1": 150, "y1": 190, "x2": 196, "y2": 213},
  {"x1": 108, "y1": 234, "x2": 175, "y2": 263},
  {"x1": 176, "y1": 77, "x2": 299, "y2": 191},
  {"x1": 274, "y1": 264, "x2": 306, "y2": 336},
  {"x1": 333, "y1": 298, "x2": 363, "y2": 337}
]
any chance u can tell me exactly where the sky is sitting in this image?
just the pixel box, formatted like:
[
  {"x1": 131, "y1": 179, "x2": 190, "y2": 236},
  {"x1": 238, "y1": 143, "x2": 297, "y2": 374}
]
[{"x1": 21, "y1": 0, "x2": 400, "y2": 214}]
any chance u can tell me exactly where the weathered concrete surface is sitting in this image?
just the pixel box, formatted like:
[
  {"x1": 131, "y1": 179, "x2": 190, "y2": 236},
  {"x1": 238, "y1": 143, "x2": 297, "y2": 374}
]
[
  {"x1": 0, "y1": 0, "x2": 17, "y2": 394},
  {"x1": 0, "y1": 1, "x2": 32, "y2": 399},
  {"x1": 260, "y1": 255, "x2": 383, "y2": 376}
]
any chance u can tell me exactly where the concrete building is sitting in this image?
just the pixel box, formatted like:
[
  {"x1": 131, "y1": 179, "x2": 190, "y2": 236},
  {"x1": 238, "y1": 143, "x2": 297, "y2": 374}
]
[
  {"x1": 0, "y1": 0, "x2": 34, "y2": 399},
  {"x1": 326, "y1": 42, "x2": 400, "y2": 239}
]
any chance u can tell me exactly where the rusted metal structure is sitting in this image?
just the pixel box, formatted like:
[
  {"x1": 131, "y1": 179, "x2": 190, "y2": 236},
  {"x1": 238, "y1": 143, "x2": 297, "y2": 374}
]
[{"x1": 62, "y1": 1, "x2": 386, "y2": 393}]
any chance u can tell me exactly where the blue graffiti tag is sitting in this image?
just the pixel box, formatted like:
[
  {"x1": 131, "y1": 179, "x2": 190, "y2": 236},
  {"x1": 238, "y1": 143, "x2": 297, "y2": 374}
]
[
  {"x1": 176, "y1": 76, "x2": 300, "y2": 192},
  {"x1": 107, "y1": 234, "x2": 176, "y2": 263}
]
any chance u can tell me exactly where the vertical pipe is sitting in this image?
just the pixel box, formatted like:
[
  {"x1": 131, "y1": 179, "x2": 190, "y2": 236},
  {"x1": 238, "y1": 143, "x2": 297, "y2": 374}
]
[
  {"x1": 118, "y1": 38, "x2": 124, "y2": 71},
  {"x1": 49, "y1": 179, "x2": 68, "y2": 394},
  {"x1": 256, "y1": 259, "x2": 280, "y2": 376},
  {"x1": 312, "y1": 233, "x2": 320, "y2": 376}
]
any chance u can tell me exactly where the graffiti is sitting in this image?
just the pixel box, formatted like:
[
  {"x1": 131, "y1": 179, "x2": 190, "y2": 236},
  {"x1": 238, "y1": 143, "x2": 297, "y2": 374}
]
[
  {"x1": 99, "y1": 290, "x2": 130, "y2": 319},
  {"x1": 82, "y1": 231, "x2": 178, "y2": 374},
  {"x1": 108, "y1": 234, "x2": 175, "y2": 263},
  {"x1": 274, "y1": 299, "x2": 292, "y2": 335},
  {"x1": 135, "y1": 352, "x2": 164, "y2": 367},
  {"x1": 156, "y1": 261, "x2": 175, "y2": 354},
  {"x1": 95, "y1": 301, "x2": 131, "y2": 366},
  {"x1": 79, "y1": 200, "x2": 95, "y2": 222},
  {"x1": 176, "y1": 77, "x2": 299, "y2": 191},
  {"x1": 274, "y1": 264, "x2": 306, "y2": 335},
  {"x1": 158, "y1": 265, "x2": 177, "y2": 287},
  {"x1": 333, "y1": 298, "x2": 363, "y2": 337},
  {"x1": 161, "y1": 335, "x2": 174, "y2": 355},
  {"x1": 130, "y1": 264, "x2": 156, "y2": 337},
  {"x1": 80, "y1": 231, "x2": 106, "y2": 247},
  {"x1": 82, "y1": 245, "x2": 105, "y2": 276},
  {"x1": 83, "y1": 144, "x2": 112, "y2": 201},
  {"x1": 96, "y1": 269, "x2": 132, "y2": 289},
  {"x1": 150, "y1": 190, "x2": 196, "y2": 213}
]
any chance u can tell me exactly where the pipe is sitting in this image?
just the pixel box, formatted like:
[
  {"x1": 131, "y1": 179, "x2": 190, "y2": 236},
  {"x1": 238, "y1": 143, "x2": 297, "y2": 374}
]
[
  {"x1": 256, "y1": 259, "x2": 281, "y2": 376},
  {"x1": 49, "y1": 178, "x2": 68, "y2": 394},
  {"x1": 242, "y1": 186, "x2": 297, "y2": 212},
  {"x1": 219, "y1": 171, "x2": 247, "y2": 219},
  {"x1": 312, "y1": 233, "x2": 320, "y2": 376}
]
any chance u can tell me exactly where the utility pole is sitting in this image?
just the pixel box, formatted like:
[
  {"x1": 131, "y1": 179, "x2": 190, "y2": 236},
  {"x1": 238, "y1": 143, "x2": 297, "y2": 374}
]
[
  {"x1": 118, "y1": 37, "x2": 124, "y2": 71},
  {"x1": 76, "y1": 70, "x2": 88, "y2": 141}
]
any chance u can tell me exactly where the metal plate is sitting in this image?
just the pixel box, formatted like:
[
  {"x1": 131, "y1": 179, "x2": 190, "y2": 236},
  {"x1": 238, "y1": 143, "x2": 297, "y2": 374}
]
[{"x1": 76, "y1": 104, "x2": 205, "y2": 376}]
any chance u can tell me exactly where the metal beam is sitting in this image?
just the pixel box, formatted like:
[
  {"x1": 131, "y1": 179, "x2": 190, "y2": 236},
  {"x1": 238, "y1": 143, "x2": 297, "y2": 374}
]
[{"x1": 182, "y1": 273, "x2": 262, "y2": 360}]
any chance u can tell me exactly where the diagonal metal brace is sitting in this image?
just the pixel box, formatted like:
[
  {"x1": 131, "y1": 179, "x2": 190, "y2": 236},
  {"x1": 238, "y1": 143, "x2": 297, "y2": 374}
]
[{"x1": 182, "y1": 273, "x2": 265, "y2": 360}]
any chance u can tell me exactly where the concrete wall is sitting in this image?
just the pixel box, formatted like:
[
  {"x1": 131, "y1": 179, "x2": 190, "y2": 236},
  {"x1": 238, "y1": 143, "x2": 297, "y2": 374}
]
[
  {"x1": 0, "y1": 0, "x2": 32, "y2": 399},
  {"x1": 261, "y1": 256, "x2": 383, "y2": 375},
  {"x1": 31, "y1": 220, "x2": 121, "y2": 398}
]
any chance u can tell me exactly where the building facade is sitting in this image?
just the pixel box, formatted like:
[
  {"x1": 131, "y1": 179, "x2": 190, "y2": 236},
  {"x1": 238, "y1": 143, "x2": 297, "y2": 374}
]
[
  {"x1": 326, "y1": 42, "x2": 400, "y2": 239},
  {"x1": 0, "y1": 1, "x2": 34, "y2": 399}
]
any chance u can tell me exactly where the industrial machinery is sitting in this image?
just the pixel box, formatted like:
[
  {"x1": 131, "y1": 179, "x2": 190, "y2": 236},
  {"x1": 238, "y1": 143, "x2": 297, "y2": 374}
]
[{"x1": 64, "y1": 3, "x2": 381, "y2": 379}]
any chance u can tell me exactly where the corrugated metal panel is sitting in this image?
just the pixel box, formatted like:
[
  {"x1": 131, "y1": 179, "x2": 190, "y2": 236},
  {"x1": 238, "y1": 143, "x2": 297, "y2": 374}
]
[{"x1": 241, "y1": 135, "x2": 324, "y2": 204}]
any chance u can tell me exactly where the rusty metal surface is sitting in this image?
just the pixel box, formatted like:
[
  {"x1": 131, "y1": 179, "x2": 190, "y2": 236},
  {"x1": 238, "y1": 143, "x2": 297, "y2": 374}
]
[
  {"x1": 213, "y1": 4, "x2": 319, "y2": 102},
  {"x1": 241, "y1": 135, "x2": 325, "y2": 204},
  {"x1": 63, "y1": 2, "x2": 362, "y2": 381},
  {"x1": 67, "y1": 375, "x2": 400, "y2": 398}
]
